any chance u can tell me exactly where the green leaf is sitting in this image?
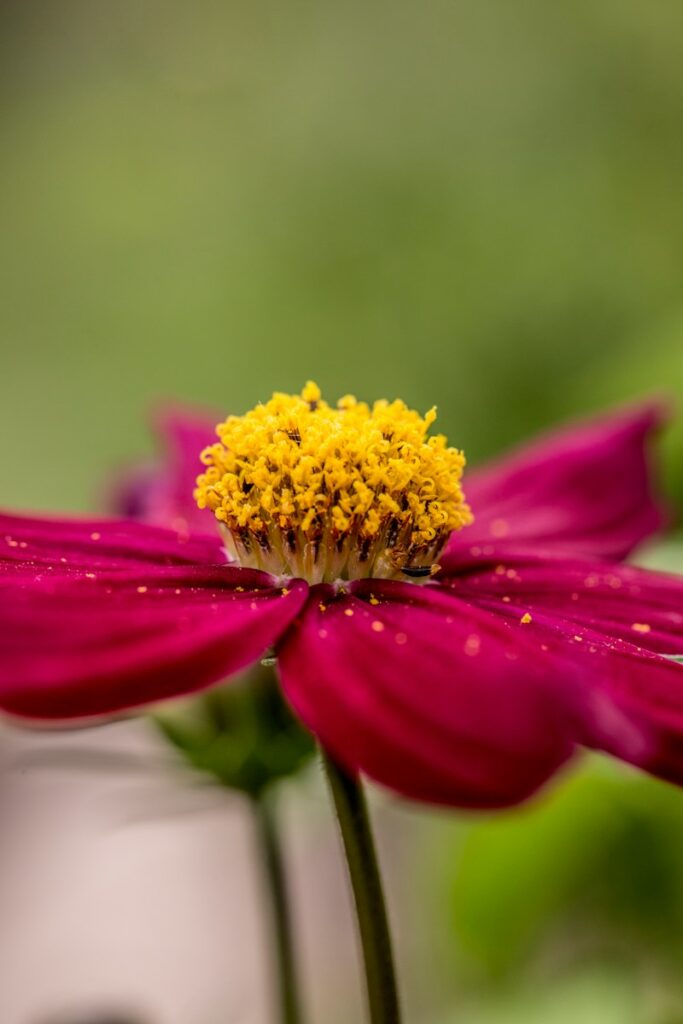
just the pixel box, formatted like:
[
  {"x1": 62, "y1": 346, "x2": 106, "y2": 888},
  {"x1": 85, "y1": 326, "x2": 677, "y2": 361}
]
[
  {"x1": 153, "y1": 662, "x2": 315, "y2": 796},
  {"x1": 448, "y1": 762, "x2": 683, "y2": 977}
]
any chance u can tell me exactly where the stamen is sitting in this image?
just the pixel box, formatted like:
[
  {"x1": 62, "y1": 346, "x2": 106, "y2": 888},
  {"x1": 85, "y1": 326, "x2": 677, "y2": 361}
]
[{"x1": 195, "y1": 382, "x2": 472, "y2": 582}]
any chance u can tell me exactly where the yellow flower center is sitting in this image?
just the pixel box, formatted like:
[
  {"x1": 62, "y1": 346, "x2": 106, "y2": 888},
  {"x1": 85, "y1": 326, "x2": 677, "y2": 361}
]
[{"x1": 195, "y1": 382, "x2": 472, "y2": 582}]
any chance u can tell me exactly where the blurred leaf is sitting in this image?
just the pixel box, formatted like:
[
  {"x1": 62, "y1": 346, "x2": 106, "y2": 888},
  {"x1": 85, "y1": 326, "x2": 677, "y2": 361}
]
[
  {"x1": 449, "y1": 763, "x2": 683, "y2": 977},
  {"x1": 154, "y1": 662, "x2": 315, "y2": 796},
  {"x1": 435, "y1": 967, "x2": 646, "y2": 1024}
]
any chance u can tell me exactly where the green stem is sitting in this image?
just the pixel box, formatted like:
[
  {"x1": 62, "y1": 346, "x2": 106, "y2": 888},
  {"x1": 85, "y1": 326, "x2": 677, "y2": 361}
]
[
  {"x1": 322, "y1": 750, "x2": 402, "y2": 1024},
  {"x1": 252, "y1": 786, "x2": 305, "y2": 1024}
]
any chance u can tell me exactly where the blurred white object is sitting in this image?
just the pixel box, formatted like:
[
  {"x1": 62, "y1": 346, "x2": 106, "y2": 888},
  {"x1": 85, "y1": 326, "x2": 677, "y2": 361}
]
[{"x1": 0, "y1": 719, "x2": 363, "y2": 1024}]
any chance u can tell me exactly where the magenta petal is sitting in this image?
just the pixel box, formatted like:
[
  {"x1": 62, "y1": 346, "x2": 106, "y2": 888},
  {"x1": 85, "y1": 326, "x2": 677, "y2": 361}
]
[
  {"x1": 278, "y1": 581, "x2": 575, "y2": 808},
  {"x1": 573, "y1": 645, "x2": 683, "y2": 787},
  {"x1": 450, "y1": 558, "x2": 683, "y2": 656},
  {"x1": 110, "y1": 406, "x2": 218, "y2": 535},
  {"x1": 448, "y1": 561, "x2": 683, "y2": 789},
  {"x1": 443, "y1": 404, "x2": 665, "y2": 570},
  {"x1": 0, "y1": 511, "x2": 225, "y2": 572},
  {"x1": 477, "y1": 606, "x2": 683, "y2": 791},
  {"x1": 0, "y1": 566, "x2": 308, "y2": 720}
]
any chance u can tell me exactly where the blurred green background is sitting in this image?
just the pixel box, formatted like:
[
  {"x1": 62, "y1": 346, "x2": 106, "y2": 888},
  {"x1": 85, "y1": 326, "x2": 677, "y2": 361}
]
[{"x1": 2, "y1": 2, "x2": 683, "y2": 1023}]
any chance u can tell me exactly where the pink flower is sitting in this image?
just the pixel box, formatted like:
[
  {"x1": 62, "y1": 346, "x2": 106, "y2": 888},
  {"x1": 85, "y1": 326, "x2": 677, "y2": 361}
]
[
  {"x1": 108, "y1": 405, "x2": 218, "y2": 536},
  {"x1": 0, "y1": 386, "x2": 679, "y2": 810}
]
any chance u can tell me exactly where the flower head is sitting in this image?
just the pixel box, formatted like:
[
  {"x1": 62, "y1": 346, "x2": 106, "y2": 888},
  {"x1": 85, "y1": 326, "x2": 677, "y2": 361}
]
[
  {"x1": 195, "y1": 382, "x2": 471, "y2": 581},
  {"x1": 0, "y1": 387, "x2": 679, "y2": 810}
]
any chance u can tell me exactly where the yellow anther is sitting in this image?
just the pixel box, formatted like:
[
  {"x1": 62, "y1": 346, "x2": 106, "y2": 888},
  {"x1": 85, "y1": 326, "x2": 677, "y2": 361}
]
[
  {"x1": 195, "y1": 382, "x2": 472, "y2": 582},
  {"x1": 301, "y1": 380, "x2": 321, "y2": 405}
]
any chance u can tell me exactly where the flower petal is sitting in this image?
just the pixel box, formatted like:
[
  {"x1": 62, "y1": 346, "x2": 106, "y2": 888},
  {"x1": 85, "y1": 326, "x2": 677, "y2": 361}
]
[
  {"x1": 0, "y1": 511, "x2": 225, "y2": 572},
  {"x1": 449, "y1": 557, "x2": 683, "y2": 656},
  {"x1": 278, "y1": 581, "x2": 575, "y2": 808},
  {"x1": 109, "y1": 406, "x2": 218, "y2": 535},
  {"x1": 447, "y1": 564, "x2": 683, "y2": 791},
  {"x1": 444, "y1": 404, "x2": 665, "y2": 570},
  {"x1": 0, "y1": 565, "x2": 308, "y2": 720},
  {"x1": 477, "y1": 607, "x2": 683, "y2": 792}
]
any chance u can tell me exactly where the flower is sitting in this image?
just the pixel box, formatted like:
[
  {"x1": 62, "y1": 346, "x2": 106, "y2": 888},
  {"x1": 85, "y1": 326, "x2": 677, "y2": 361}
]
[{"x1": 0, "y1": 384, "x2": 679, "y2": 809}]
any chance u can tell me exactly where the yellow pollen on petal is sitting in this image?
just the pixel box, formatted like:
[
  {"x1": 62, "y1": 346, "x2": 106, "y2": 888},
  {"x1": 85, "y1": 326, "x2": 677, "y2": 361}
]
[
  {"x1": 194, "y1": 382, "x2": 472, "y2": 583},
  {"x1": 464, "y1": 634, "x2": 481, "y2": 656},
  {"x1": 490, "y1": 518, "x2": 509, "y2": 538},
  {"x1": 371, "y1": 620, "x2": 385, "y2": 632},
  {"x1": 520, "y1": 612, "x2": 532, "y2": 624},
  {"x1": 344, "y1": 608, "x2": 355, "y2": 617},
  {"x1": 137, "y1": 585, "x2": 148, "y2": 593},
  {"x1": 631, "y1": 622, "x2": 651, "y2": 634}
]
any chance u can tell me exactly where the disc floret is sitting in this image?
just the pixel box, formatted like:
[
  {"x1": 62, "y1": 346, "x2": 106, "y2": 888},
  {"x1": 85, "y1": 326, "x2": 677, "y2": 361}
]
[{"x1": 195, "y1": 382, "x2": 472, "y2": 582}]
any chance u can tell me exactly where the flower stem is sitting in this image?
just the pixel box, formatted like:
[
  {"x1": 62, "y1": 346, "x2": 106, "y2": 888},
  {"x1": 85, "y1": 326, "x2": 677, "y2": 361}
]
[
  {"x1": 321, "y1": 750, "x2": 402, "y2": 1024},
  {"x1": 252, "y1": 786, "x2": 305, "y2": 1024}
]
